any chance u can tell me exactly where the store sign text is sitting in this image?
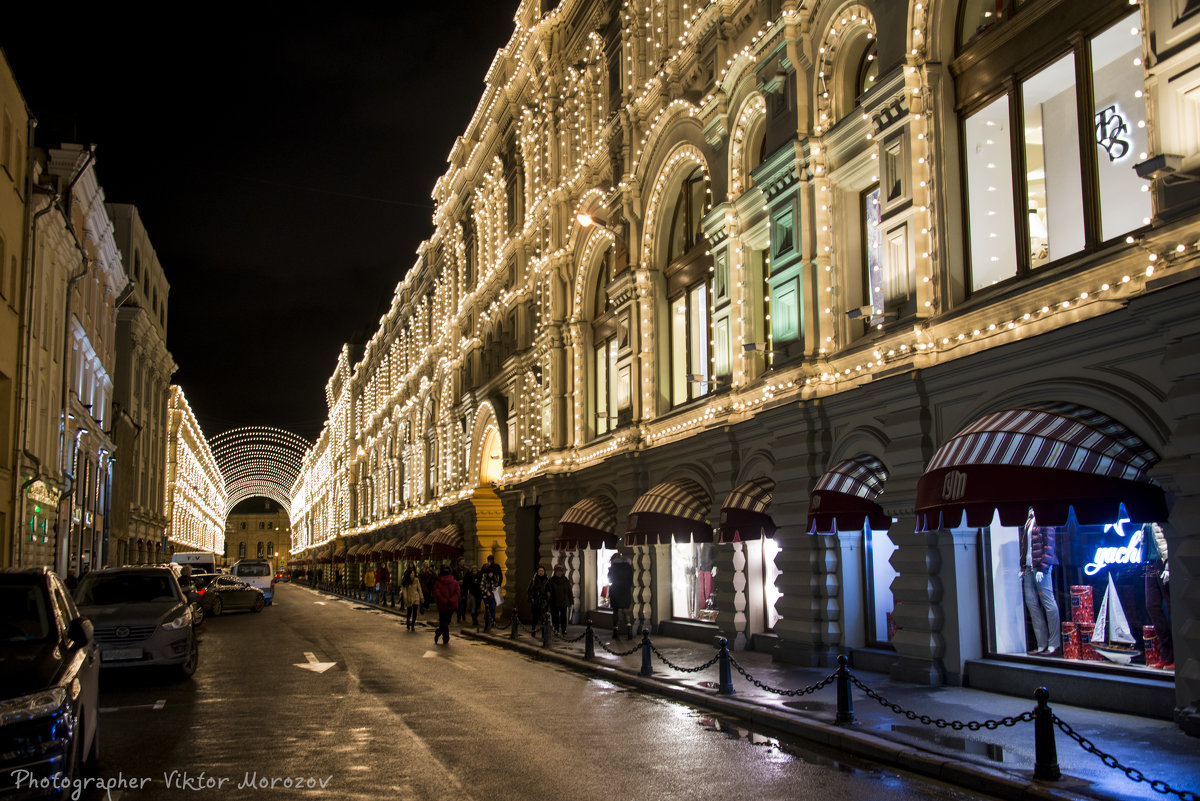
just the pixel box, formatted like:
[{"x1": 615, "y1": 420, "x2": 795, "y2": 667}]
[
  {"x1": 1096, "y1": 105, "x2": 1130, "y2": 162},
  {"x1": 1085, "y1": 516, "x2": 1143, "y2": 575}
]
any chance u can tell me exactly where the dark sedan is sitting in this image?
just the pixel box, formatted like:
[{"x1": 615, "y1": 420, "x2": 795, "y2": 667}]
[
  {"x1": 0, "y1": 567, "x2": 100, "y2": 798},
  {"x1": 193, "y1": 575, "x2": 265, "y2": 616}
]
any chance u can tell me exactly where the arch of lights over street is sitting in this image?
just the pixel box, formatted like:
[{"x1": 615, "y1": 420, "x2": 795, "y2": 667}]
[{"x1": 210, "y1": 427, "x2": 311, "y2": 519}]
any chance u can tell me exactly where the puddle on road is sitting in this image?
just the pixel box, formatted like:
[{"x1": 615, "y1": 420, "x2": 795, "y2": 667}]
[
  {"x1": 690, "y1": 710, "x2": 867, "y2": 774},
  {"x1": 880, "y1": 724, "x2": 1006, "y2": 763}
]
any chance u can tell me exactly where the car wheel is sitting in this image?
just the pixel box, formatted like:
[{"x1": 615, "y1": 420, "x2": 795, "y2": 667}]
[
  {"x1": 210, "y1": 596, "x2": 223, "y2": 616},
  {"x1": 191, "y1": 602, "x2": 204, "y2": 627},
  {"x1": 177, "y1": 635, "x2": 198, "y2": 679},
  {"x1": 252, "y1": 595, "x2": 265, "y2": 613}
]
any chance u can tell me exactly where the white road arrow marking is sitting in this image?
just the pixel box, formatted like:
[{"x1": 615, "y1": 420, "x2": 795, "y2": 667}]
[
  {"x1": 294, "y1": 651, "x2": 337, "y2": 673},
  {"x1": 100, "y1": 699, "x2": 166, "y2": 713},
  {"x1": 421, "y1": 650, "x2": 476, "y2": 670},
  {"x1": 313, "y1": 601, "x2": 327, "y2": 605}
]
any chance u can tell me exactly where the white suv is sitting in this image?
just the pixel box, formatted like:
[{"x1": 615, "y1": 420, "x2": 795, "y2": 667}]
[{"x1": 230, "y1": 559, "x2": 275, "y2": 605}]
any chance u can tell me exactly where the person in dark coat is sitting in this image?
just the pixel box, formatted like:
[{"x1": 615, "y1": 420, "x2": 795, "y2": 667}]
[
  {"x1": 464, "y1": 565, "x2": 481, "y2": 626},
  {"x1": 478, "y1": 554, "x2": 503, "y2": 631},
  {"x1": 526, "y1": 566, "x2": 550, "y2": 634},
  {"x1": 547, "y1": 564, "x2": 573, "y2": 635},
  {"x1": 608, "y1": 553, "x2": 634, "y2": 640},
  {"x1": 453, "y1": 556, "x2": 468, "y2": 623},
  {"x1": 432, "y1": 566, "x2": 461, "y2": 645}
]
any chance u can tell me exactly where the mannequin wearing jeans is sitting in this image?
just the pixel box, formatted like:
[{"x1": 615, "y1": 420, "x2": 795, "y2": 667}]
[{"x1": 1019, "y1": 508, "x2": 1061, "y2": 655}]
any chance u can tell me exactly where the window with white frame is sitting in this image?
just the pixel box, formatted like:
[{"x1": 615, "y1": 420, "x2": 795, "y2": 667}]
[{"x1": 960, "y1": 6, "x2": 1150, "y2": 292}]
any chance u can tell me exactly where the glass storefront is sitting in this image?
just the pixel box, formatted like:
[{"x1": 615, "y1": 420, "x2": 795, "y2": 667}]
[
  {"x1": 984, "y1": 507, "x2": 1172, "y2": 672},
  {"x1": 595, "y1": 544, "x2": 617, "y2": 608},
  {"x1": 866, "y1": 528, "x2": 898, "y2": 645},
  {"x1": 671, "y1": 541, "x2": 716, "y2": 622}
]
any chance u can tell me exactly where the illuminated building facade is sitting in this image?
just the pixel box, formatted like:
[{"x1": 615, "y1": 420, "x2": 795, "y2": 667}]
[
  {"x1": 223, "y1": 498, "x2": 291, "y2": 572},
  {"x1": 0, "y1": 50, "x2": 29, "y2": 568},
  {"x1": 291, "y1": 0, "x2": 1200, "y2": 727},
  {"x1": 165, "y1": 386, "x2": 226, "y2": 560},
  {"x1": 107, "y1": 203, "x2": 176, "y2": 567}
]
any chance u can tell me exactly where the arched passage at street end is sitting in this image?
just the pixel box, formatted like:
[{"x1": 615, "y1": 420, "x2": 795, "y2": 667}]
[{"x1": 210, "y1": 427, "x2": 311, "y2": 520}]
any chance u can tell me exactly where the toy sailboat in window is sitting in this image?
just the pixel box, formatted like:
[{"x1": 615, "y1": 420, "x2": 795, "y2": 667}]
[{"x1": 1089, "y1": 572, "x2": 1139, "y2": 664}]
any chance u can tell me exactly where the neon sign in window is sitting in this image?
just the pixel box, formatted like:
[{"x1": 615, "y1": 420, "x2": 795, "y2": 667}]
[{"x1": 1085, "y1": 516, "x2": 1143, "y2": 575}]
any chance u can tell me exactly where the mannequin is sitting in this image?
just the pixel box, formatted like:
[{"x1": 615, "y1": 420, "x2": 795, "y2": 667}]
[
  {"x1": 1144, "y1": 523, "x2": 1173, "y2": 669},
  {"x1": 1019, "y1": 507, "x2": 1061, "y2": 655}
]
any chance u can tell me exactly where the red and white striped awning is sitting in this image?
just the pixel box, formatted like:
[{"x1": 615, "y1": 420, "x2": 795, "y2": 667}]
[
  {"x1": 555, "y1": 496, "x2": 619, "y2": 551},
  {"x1": 427, "y1": 525, "x2": 464, "y2": 559},
  {"x1": 625, "y1": 479, "x2": 712, "y2": 545},
  {"x1": 332, "y1": 545, "x2": 347, "y2": 563},
  {"x1": 807, "y1": 455, "x2": 892, "y2": 533},
  {"x1": 916, "y1": 403, "x2": 1167, "y2": 530},
  {"x1": 399, "y1": 531, "x2": 430, "y2": 560},
  {"x1": 716, "y1": 477, "x2": 776, "y2": 543}
]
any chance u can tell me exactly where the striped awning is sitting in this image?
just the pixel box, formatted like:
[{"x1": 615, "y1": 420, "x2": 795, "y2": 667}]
[
  {"x1": 625, "y1": 479, "x2": 712, "y2": 545},
  {"x1": 428, "y1": 525, "x2": 464, "y2": 558},
  {"x1": 315, "y1": 548, "x2": 332, "y2": 564},
  {"x1": 716, "y1": 477, "x2": 776, "y2": 543},
  {"x1": 916, "y1": 404, "x2": 1167, "y2": 530},
  {"x1": 400, "y1": 531, "x2": 430, "y2": 560},
  {"x1": 807, "y1": 455, "x2": 892, "y2": 533},
  {"x1": 555, "y1": 496, "x2": 619, "y2": 550},
  {"x1": 332, "y1": 545, "x2": 347, "y2": 563},
  {"x1": 374, "y1": 538, "x2": 401, "y2": 559}
]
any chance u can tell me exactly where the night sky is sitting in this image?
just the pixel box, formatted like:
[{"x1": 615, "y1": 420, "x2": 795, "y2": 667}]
[{"x1": 2, "y1": 5, "x2": 518, "y2": 443}]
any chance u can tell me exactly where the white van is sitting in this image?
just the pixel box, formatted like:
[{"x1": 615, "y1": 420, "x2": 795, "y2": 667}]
[
  {"x1": 171, "y1": 552, "x2": 217, "y2": 575},
  {"x1": 231, "y1": 559, "x2": 275, "y2": 605}
]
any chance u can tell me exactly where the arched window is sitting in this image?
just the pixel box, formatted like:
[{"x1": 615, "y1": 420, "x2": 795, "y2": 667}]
[
  {"x1": 591, "y1": 248, "x2": 618, "y2": 437},
  {"x1": 666, "y1": 167, "x2": 706, "y2": 264},
  {"x1": 238, "y1": 542, "x2": 247, "y2": 559},
  {"x1": 257, "y1": 541, "x2": 264, "y2": 558},
  {"x1": 856, "y1": 40, "x2": 878, "y2": 98},
  {"x1": 662, "y1": 165, "x2": 713, "y2": 407}
]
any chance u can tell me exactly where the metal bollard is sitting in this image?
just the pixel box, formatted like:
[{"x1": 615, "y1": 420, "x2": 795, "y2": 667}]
[
  {"x1": 542, "y1": 616, "x2": 551, "y2": 648},
  {"x1": 639, "y1": 628, "x2": 653, "y2": 677},
  {"x1": 1033, "y1": 687, "x2": 1061, "y2": 780},
  {"x1": 835, "y1": 654, "x2": 855, "y2": 724},
  {"x1": 510, "y1": 611, "x2": 520, "y2": 639},
  {"x1": 584, "y1": 619, "x2": 595, "y2": 660},
  {"x1": 717, "y1": 638, "x2": 735, "y2": 695}
]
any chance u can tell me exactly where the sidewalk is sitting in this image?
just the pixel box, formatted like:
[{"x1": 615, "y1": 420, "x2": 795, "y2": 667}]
[{"x1": 311, "y1": 585, "x2": 1199, "y2": 801}]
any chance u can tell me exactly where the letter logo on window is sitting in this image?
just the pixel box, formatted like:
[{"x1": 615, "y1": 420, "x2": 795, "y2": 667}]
[
  {"x1": 1095, "y1": 105, "x2": 1130, "y2": 162},
  {"x1": 941, "y1": 470, "x2": 968, "y2": 501}
]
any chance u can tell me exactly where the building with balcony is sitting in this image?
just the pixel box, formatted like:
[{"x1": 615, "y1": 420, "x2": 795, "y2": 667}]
[{"x1": 291, "y1": 0, "x2": 1200, "y2": 728}]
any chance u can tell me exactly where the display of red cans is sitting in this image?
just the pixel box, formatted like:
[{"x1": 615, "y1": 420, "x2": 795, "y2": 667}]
[
  {"x1": 1144, "y1": 625, "x2": 1160, "y2": 668},
  {"x1": 1063, "y1": 622, "x2": 1081, "y2": 660},
  {"x1": 1070, "y1": 585, "x2": 1094, "y2": 625},
  {"x1": 1079, "y1": 622, "x2": 1103, "y2": 661}
]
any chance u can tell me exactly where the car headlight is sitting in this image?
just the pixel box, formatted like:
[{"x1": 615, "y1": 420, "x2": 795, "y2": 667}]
[
  {"x1": 161, "y1": 610, "x2": 192, "y2": 630},
  {"x1": 0, "y1": 688, "x2": 67, "y2": 726}
]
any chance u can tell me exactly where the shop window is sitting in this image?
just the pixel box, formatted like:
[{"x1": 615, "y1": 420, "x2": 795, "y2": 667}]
[
  {"x1": 257, "y1": 542, "x2": 264, "y2": 558},
  {"x1": 671, "y1": 541, "x2": 716, "y2": 622},
  {"x1": 961, "y1": 10, "x2": 1149, "y2": 292},
  {"x1": 865, "y1": 527, "x2": 898, "y2": 646},
  {"x1": 596, "y1": 544, "x2": 618, "y2": 608},
  {"x1": 983, "y1": 509, "x2": 1171, "y2": 672}
]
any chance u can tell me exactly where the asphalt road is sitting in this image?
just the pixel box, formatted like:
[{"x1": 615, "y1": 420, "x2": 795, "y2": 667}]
[{"x1": 78, "y1": 582, "x2": 999, "y2": 801}]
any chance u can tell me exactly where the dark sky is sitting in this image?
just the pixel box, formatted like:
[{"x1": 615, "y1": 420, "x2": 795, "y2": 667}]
[{"x1": 2, "y1": 5, "x2": 518, "y2": 443}]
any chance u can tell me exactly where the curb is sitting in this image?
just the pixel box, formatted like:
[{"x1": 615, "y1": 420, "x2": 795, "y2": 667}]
[{"x1": 459, "y1": 627, "x2": 1102, "y2": 801}]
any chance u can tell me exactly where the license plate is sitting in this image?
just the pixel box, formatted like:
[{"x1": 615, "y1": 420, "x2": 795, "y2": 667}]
[{"x1": 102, "y1": 647, "x2": 143, "y2": 662}]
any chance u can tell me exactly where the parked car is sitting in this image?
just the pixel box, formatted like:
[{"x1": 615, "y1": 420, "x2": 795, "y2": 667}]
[
  {"x1": 0, "y1": 567, "x2": 100, "y2": 791},
  {"x1": 230, "y1": 559, "x2": 275, "y2": 605},
  {"x1": 192, "y1": 575, "x2": 265, "y2": 616},
  {"x1": 73, "y1": 567, "x2": 198, "y2": 679}
]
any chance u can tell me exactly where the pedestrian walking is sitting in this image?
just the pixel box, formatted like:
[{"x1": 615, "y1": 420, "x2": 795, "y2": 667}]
[
  {"x1": 364, "y1": 566, "x2": 376, "y2": 602},
  {"x1": 432, "y1": 566, "x2": 461, "y2": 645},
  {"x1": 608, "y1": 552, "x2": 634, "y2": 639},
  {"x1": 527, "y1": 566, "x2": 550, "y2": 634},
  {"x1": 464, "y1": 564, "x2": 481, "y2": 626},
  {"x1": 547, "y1": 563, "x2": 573, "y2": 635},
  {"x1": 453, "y1": 556, "x2": 468, "y2": 623},
  {"x1": 419, "y1": 564, "x2": 436, "y2": 612},
  {"x1": 400, "y1": 567, "x2": 424, "y2": 630},
  {"x1": 479, "y1": 554, "x2": 503, "y2": 632}
]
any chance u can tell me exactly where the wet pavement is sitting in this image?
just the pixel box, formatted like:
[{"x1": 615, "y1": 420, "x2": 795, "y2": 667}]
[{"x1": 319, "y1": 585, "x2": 1199, "y2": 801}]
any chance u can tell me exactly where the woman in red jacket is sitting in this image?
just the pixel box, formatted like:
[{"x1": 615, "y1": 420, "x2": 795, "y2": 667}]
[{"x1": 432, "y1": 566, "x2": 461, "y2": 645}]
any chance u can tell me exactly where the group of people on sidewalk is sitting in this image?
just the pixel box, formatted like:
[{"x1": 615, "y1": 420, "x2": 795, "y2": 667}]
[{"x1": 396, "y1": 554, "x2": 506, "y2": 643}]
